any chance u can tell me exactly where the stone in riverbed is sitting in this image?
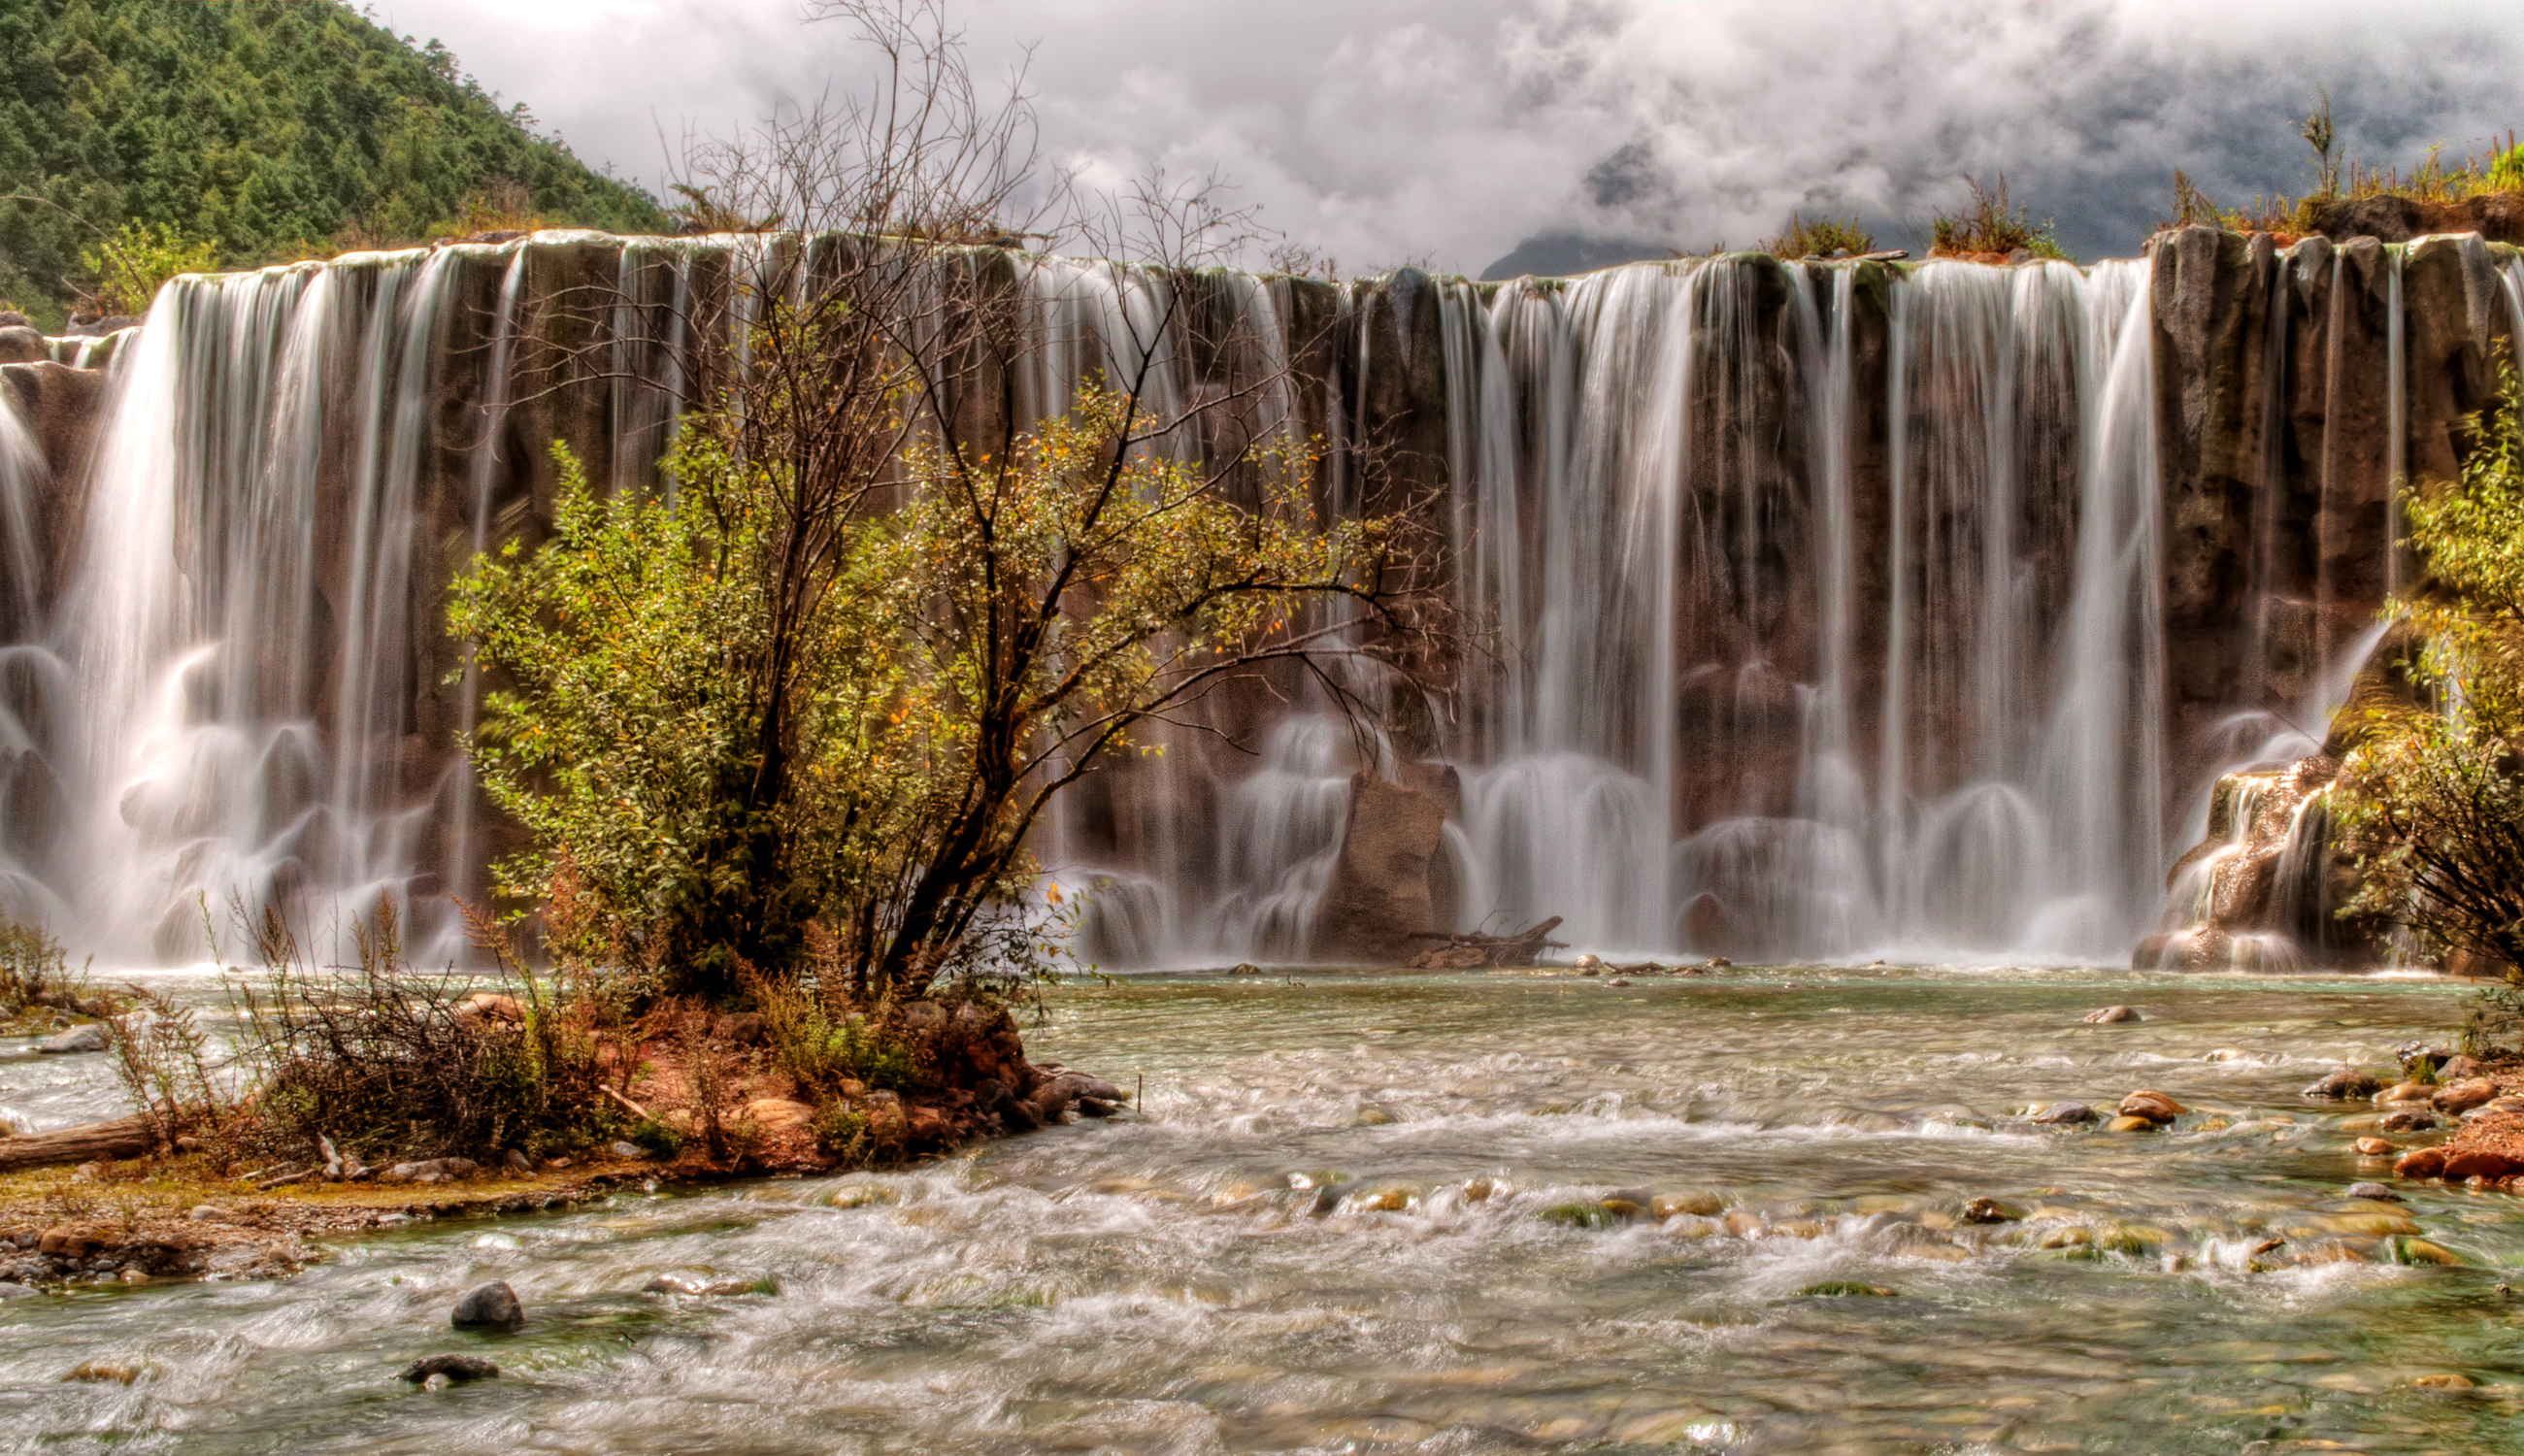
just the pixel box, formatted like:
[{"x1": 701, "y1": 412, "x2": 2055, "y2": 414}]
[
  {"x1": 35, "y1": 1023, "x2": 105, "y2": 1054},
  {"x1": 2346, "y1": 1181, "x2": 2403, "y2": 1201},
  {"x1": 2106, "y1": 1115, "x2": 2158, "y2": 1133},
  {"x1": 449, "y1": 1280, "x2": 524, "y2": 1332},
  {"x1": 2030, "y1": 1101, "x2": 2098, "y2": 1126},
  {"x1": 2354, "y1": 1137, "x2": 2398, "y2": 1156},
  {"x1": 399, "y1": 1354, "x2": 499, "y2": 1382},
  {"x1": 2380, "y1": 1109, "x2": 2439, "y2": 1132},
  {"x1": 2431, "y1": 1077, "x2": 2499, "y2": 1113},
  {"x1": 2441, "y1": 1148, "x2": 2524, "y2": 1182},
  {"x1": 1650, "y1": 1191, "x2": 1723, "y2": 1217},
  {"x1": 2303, "y1": 1069, "x2": 2384, "y2": 1100},
  {"x1": 2394, "y1": 1146, "x2": 2449, "y2": 1180},
  {"x1": 2081, "y1": 1005, "x2": 2142, "y2": 1024},
  {"x1": 2375, "y1": 1081, "x2": 2438, "y2": 1105},
  {"x1": 1961, "y1": 1198, "x2": 2022, "y2": 1224},
  {"x1": 2117, "y1": 1091, "x2": 2187, "y2": 1123},
  {"x1": 2411, "y1": 1372, "x2": 2475, "y2": 1390}
]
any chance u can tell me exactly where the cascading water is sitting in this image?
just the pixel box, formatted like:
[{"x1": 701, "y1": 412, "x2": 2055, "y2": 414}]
[
  {"x1": 1420, "y1": 255, "x2": 2164, "y2": 962},
  {"x1": 0, "y1": 228, "x2": 2457, "y2": 969}
]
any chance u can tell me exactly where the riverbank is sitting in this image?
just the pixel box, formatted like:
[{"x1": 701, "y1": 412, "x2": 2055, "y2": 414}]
[{"x1": 0, "y1": 1155, "x2": 658, "y2": 1287}]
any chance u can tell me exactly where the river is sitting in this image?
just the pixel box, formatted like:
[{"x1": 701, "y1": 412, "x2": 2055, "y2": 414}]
[{"x1": 3, "y1": 965, "x2": 2520, "y2": 1453}]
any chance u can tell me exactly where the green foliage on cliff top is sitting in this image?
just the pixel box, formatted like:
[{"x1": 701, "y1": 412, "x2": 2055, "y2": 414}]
[{"x1": 0, "y1": 0, "x2": 665, "y2": 327}]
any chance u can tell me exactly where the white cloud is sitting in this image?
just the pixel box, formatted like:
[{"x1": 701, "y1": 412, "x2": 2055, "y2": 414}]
[{"x1": 370, "y1": 0, "x2": 2524, "y2": 272}]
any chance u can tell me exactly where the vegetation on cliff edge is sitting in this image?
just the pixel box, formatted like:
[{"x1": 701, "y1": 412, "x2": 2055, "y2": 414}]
[{"x1": 2335, "y1": 365, "x2": 2524, "y2": 1033}]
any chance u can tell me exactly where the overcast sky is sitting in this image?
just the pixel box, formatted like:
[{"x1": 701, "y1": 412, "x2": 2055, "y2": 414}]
[{"x1": 369, "y1": 0, "x2": 2524, "y2": 276}]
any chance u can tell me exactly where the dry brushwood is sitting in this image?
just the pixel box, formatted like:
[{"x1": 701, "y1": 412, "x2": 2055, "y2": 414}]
[{"x1": 1406, "y1": 917, "x2": 1567, "y2": 969}]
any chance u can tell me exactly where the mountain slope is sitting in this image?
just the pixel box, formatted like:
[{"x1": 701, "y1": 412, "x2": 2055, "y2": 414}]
[{"x1": 0, "y1": 0, "x2": 666, "y2": 327}]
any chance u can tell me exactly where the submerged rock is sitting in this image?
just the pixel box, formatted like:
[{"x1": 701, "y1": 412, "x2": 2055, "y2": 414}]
[
  {"x1": 2081, "y1": 1006, "x2": 2142, "y2": 1024},
  {"x1": 2354, "y1": 1137, "x2": 2398, "y2": 1156},
  {"x1": 2106, "y1": 1115, "x2": 2157, "y2": 1133},
  {"x1": 399, "y1": 1354, "x2": 499, "y2": 1382},
  {"x1": 2380, "y1": 1109, "x2": 2440, "y2": 1132},
  {"x1": 449, "y1": 1280, "x2": 524, "y2": 1332},
  {"x1": 2303, "y1": 1069, "x2": 2384, "y2": 1100},
  {"x1": 2346, "y1": 1181, "x2": 2404, "y2": 1201},
  {"x1": 1650, "y1": 1191, "x2": 1724, "y2": 1217},
  {"x1": 1961, "y1": 1198, "x2": 2023, "y2": 1224}
]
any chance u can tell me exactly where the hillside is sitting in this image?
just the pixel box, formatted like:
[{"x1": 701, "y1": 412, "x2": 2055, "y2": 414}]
[{"x1": 0, "y1": 0, "x2": 666, "y2": 329}]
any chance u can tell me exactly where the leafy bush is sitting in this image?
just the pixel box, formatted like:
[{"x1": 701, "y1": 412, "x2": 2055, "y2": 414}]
[
  {"x1": 1930, "y1": 176, "x2": 2069, "y2": 259},
  {"x1": 78, "y1": 220, "x2": 217, "y2": 318}
]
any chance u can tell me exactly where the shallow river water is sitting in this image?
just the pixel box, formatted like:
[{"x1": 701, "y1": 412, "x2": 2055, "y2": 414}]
[{"x1": 5, "y1": 965, "x2": 2524, "y2": 1454}]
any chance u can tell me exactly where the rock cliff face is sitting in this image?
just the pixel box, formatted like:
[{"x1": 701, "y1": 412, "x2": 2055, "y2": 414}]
[{"x1": 1, "y1": 224, "x2": 2514, "y2": 968}]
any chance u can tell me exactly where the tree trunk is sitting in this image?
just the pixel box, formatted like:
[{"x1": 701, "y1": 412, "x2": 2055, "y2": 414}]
[{"x1": 0, "y1": 1115, "x2": 152, "y2": 1173}]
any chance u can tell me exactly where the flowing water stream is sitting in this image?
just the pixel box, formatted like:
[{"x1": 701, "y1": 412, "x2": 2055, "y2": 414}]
[{"x1": 6, "y1": 967, "x2": 2521, "y2": 1453}]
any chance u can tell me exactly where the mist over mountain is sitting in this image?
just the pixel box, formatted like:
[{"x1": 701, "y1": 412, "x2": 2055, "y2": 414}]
[{"x1": 377, "y1": 0, "x2": 2524, "y2": 273}]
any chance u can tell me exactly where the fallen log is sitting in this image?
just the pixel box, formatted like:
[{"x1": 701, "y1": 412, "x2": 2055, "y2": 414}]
[
  {"x1": 0, "y1": 1115, "x2": 151, "y2": 1174},
  {"x1": 1407, "y1": 917, "x2": 1568, "y2": 968}
]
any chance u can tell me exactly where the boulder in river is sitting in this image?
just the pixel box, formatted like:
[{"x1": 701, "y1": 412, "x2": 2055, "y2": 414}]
[
  {"x1": 2354, "y1": 1137, "x2": 2398, "y2": 1156},
  {"x1": 2303, "y1": 1069, "x2": 2383, "y2": 1100},
  {"x1": 2375, "y1": 1081, "x2": 2437, "y2": 1105},
  {"x1": 35, "y1": 1024, "x2": 105, "y2": 1054},
  {"x1": 449, "y1": 1280, "x2": 524, "y2": 1332},
  {"x1": 2030, "y1": 1102, "x2": 2098, "y2": 1126},
  {"x1": 2080, "y1": 1006, "x2": 2142, "y2": 1024},
  {"x1": 2379, "y1": 1109, "x2": 2440, "y2": 1132},
  {"x1": 2346, "y1": 1181, "x2": 2404, "y2": 1201},
  {"x1": 2117, "y1": 1091, "x2": 2187, "y2": 1123},
  {"x1": 399, "y1": 1354, "x2": 499, "y2": 1382},
  {"x1": 1961, "y1": 1198, "x2": 2022, "y2": 1224}
]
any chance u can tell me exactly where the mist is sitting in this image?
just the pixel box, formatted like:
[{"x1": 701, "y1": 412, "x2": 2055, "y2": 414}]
[{"x1": 371, "y1": 0, "x2": 2524, "y2": 273}]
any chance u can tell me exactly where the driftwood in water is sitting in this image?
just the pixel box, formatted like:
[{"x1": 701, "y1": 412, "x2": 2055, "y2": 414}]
[
  {"x1": 0, "y1": 1115, "x2": 152, "y2": 1173},
  {"x1": 1407, "y1": 916, "x2": 1567, "y2": 969}
]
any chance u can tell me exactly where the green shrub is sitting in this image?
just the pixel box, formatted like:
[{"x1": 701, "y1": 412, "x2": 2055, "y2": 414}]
[
  {"x1": 1764, "y1": 214, "x2": 1874, "y2": 260},
  {"x1": 78, "y1": 221, "x2": 216, "y2": 318},
  {"x1": 1930, "y1": 175, "x2": 2069, "y2": 259},
  {"x1": 626, "y1": 1116, "x2": 684, "y2": 1160}
]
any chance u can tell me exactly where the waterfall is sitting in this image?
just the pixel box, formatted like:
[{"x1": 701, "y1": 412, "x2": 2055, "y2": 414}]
[
  {"x1": 0, "y1": 228, "x2": 2445, "y2": 969},
  {"x1": 1423, "y1": 255, "x2": 2164, "y2": 962}
]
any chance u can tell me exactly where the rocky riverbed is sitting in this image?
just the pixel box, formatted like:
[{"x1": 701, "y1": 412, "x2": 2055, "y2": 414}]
[{"x1": 3, "y1": 963, "x2": 2523, "y2": 1453}]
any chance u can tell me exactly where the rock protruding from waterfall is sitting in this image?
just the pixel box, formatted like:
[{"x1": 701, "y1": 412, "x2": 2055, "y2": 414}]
[
  {"x1": 2141, "y1": 625, "x2": 2418, "y2": 972},
  {"x1": 1310, "y1": 771, "x2": 1449, "y2": 963}
]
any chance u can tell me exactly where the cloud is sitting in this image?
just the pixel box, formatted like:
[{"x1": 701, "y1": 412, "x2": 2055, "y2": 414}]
[{"x1": 373, "y1": 0, "x2": 2524, "y2": 271}]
